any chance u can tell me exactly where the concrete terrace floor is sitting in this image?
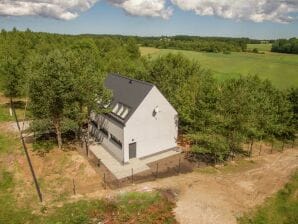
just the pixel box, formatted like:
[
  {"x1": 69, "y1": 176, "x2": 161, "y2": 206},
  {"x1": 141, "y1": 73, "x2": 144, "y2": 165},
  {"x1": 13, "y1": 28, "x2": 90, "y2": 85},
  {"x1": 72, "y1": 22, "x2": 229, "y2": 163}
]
[{"x1": 89, "y1": 143, "x2": 180, "y2": 179}]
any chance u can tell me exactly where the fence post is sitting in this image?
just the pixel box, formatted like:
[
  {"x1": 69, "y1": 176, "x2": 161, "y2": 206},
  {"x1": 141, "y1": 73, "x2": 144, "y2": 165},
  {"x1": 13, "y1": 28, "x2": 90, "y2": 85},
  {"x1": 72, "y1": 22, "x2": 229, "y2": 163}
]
[
  {"x1": 156, "y1": 163, "x2": 159, "y2": 178},
  {"x1": 103, "y1": 173, "x2": 106, "y2": 189},
  {"x1": 271, "y1": 141, "x2": 274, "y2": 154},
  {"x1": 131, "y1": 168, "x2": 134, "y2": 184},
  {"x1": 97, "y1": 159, "x2": 101, "y2": 167},
  {"x1": 72, "y1": 178, "x2": 76, "y2": 195},
  {"x1": 178, "y1": 157, "x2": 181, "y2": 174}
]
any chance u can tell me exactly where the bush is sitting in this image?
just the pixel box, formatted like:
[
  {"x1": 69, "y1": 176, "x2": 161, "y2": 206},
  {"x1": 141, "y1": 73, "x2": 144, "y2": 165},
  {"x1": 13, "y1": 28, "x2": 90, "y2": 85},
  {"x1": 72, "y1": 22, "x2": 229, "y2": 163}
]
[{"x1": 32, "y1": 139, "x2": 56, "y2": 155}]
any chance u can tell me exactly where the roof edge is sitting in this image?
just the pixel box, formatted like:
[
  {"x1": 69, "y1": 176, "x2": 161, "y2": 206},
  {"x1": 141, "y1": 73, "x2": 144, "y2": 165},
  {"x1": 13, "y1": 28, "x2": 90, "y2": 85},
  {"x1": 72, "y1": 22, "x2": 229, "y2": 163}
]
[{"x1": 109, "y1": 73, "x2": 155, "y2": 88}]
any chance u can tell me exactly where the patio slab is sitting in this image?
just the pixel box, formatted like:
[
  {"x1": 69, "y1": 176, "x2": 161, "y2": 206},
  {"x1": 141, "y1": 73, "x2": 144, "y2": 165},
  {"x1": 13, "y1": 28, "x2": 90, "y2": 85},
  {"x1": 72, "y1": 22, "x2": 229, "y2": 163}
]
[
  {"x1": 89, "y1": 143, "x2": 181, "y2": 180},
  {"x1": 89, "y1": 143, "x2": 150, "y2": 179}
]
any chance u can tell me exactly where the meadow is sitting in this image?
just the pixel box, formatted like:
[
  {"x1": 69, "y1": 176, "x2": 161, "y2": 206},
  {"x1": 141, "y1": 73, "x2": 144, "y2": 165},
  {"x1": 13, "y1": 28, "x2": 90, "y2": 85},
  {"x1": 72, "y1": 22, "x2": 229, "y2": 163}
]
[
  {"x1": 140, "y1": 46, "x2": 298, "y2": 89},
  {"x1": 247, "y1": 43, "x2": 272, "y2": 52}
]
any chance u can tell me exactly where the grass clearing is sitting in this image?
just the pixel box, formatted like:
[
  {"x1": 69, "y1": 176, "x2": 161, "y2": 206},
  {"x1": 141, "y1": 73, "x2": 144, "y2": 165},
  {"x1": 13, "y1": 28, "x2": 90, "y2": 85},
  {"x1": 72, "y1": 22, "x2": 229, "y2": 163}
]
[
  {"x1": 247, "y1": 43, "x2": 272, "y2": 52},
  {"x1": 0, "y1": 133, "x2": 19, "y2": 154},
  {"x1": 139, "y1": 46, "x2": 160, "y2": 56},
  {"x1": 0, "y1": 125, "x2": 177, "y2": 224},
  {"x1": 238, "y1": 170, "x2": 298, "y2": 224},
  {"x1": 140, "y1": 47, "x2": 298, "y2": 89}
]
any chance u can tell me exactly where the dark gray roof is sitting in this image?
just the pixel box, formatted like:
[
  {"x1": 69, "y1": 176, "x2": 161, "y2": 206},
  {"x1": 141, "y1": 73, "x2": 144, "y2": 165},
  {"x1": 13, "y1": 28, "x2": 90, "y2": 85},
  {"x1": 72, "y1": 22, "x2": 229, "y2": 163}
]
[{"x1": 104, "y1": 74, "x2": 154, "y2": 124}]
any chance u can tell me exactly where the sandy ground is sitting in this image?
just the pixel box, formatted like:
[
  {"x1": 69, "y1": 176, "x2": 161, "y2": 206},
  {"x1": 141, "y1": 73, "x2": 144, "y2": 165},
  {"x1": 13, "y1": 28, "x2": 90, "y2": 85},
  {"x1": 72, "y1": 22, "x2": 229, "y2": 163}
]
[
  {"x1": 103, "y1": 148, "x2": 298, "y2": 224},
  {"x1": 1, "y1": 121, "x2": 297, "y2": 223}
]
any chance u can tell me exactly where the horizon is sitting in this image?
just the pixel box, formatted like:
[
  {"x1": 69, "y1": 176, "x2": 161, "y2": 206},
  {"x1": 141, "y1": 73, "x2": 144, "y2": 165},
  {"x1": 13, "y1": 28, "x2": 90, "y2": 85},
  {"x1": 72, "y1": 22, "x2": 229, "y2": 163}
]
[{"x1": 1, "y1": 1, "x2": 298, "y2": 39}]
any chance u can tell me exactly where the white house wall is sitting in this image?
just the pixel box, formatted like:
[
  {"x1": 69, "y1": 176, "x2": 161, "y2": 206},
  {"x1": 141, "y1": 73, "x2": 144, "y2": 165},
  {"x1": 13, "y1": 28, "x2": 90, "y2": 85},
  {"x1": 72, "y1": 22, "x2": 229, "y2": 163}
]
[
  {"x1": 124, "y1": 86, "x2": 178, "y2": 162},
  {"x1": 93, "y1": 114, "x2": 124, "y2": 162}
]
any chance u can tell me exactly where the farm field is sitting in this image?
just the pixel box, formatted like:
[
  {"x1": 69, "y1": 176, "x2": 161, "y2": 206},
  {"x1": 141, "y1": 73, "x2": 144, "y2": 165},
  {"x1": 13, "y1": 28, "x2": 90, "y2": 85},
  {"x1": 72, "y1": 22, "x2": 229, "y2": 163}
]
[
  {"x1": 140, "y1": 46, "x2": 298, "y2": 89},
  {"x1": 247, "y1": 43, "x2": 272, "y2": 52}
]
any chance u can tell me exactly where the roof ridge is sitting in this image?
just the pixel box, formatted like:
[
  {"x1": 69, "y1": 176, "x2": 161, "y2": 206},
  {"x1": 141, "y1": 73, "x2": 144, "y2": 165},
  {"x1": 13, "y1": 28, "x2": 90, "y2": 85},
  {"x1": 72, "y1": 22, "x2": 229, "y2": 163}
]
[{"x1": 110, "y1": 73, "x2": 154, "y2": 87}]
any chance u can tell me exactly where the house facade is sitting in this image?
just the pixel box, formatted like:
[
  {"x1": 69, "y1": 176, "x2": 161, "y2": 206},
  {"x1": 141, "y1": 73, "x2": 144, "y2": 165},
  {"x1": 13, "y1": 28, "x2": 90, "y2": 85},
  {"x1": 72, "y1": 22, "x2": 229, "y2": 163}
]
[{"x1": 90, "y1": 74, "x2": 178, "y2": 164}]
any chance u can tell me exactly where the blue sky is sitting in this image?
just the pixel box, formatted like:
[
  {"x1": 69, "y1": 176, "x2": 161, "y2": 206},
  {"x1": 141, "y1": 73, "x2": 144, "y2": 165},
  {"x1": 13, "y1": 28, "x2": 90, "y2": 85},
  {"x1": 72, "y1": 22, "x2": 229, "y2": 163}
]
[{"x1": 1, "y1": 1, "x2": 298, "y2": 39}]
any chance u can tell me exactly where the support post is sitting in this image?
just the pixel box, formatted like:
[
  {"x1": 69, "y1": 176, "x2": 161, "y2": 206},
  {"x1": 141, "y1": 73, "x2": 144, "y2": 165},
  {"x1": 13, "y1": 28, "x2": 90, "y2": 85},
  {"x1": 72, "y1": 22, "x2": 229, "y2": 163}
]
[
  {"x1": 11, "y1": 98, "x2": 43, "y2": 203},
  {"x1": 103, "y1": 173, "x2": 106, "y2": 189},
  {"x1": 131, "y1": 168, "x2": 134, "y2": 184},
  {"x1": 178, "y1": 157, "x2": 181, "y2": 174},
  {"x1": 72, "y1": 179, "x2": 76, "y2": 195},
  {"x1": 156, "y1": 163, "x2": 159, "y2": 178}
]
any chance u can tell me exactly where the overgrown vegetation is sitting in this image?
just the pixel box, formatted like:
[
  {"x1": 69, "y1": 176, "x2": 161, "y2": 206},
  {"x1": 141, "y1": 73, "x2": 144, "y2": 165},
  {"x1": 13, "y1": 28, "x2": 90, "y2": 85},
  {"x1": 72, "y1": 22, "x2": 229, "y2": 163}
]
[
  {"x1": 0, "y1": 169, "x2": 176, "y2": 224},
  {"x1": 137, "y1": 35, "x2": 249, "y2": 53},
  {"x1": 0, "y1": 29, "x2": 297, "y2": 162},
  {"x1": 238, "y1": 170, "x2": 298, "y2": 224},
  {"x1": 136, "y1": 53, "x2": 296, "y2": 163},
  {"x1": 141, "y1": 47, "x2": 298, "y2": 89},
  {"x1": 272, "y1": 38, "x2": 298, "y2": 54}
]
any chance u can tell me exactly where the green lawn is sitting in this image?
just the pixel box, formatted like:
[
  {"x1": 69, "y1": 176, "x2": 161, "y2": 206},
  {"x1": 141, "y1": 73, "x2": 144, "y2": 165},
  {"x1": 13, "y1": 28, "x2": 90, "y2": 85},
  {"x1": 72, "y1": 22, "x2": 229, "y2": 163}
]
[
  {"x1": 141, "y1": 47, "x2": 298, "y2": 89},
  {"x1": 238, "y1": 170, "x2": 298, "y2": 224},
  {"x1": 247, "y1": 43, "x2": 272, "y2": 52}
]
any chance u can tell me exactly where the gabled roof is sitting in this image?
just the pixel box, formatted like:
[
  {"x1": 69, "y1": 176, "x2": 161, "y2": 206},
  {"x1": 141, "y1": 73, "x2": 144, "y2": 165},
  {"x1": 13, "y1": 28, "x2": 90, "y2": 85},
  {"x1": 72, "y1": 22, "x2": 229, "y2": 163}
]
[{"x1": 104, "y1": 74, "x2": 154, "y2": 124}]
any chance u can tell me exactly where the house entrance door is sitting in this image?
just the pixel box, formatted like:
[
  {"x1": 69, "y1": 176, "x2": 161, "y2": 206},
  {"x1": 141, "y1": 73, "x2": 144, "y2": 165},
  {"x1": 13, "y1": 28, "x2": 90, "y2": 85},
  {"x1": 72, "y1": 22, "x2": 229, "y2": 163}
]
[{"x1": 129, "y1": 142, "x2": 136, "y2": 159}]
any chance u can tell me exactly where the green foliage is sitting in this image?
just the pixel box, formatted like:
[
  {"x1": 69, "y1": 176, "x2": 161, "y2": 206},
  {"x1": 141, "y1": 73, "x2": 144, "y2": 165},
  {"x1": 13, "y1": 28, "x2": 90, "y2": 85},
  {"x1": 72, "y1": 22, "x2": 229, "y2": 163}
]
[
  {"x1": 189, "y1": 133, "x2": 230, "y2": 163},
  {"x1": 138, "y1": 36, "x2": 248, "y2": 53},
  {"x1": 252, "y1": 48, "x2": 259, "y2": 53},
  {"x1": 0, "y1": 134, "x2": 18, "y2": 154},
  {"x1": 32, "y1": 139, "x2": 56, "y2": 154},
  {"x1": 247, "y1": 44, "x2": 272, "y2": 52},
  {"x1": 0, "y1": 104, "x2": 13, "y2": 122},
  {"x1": 0, "y1": 170, "x2": 37, "y2": 224},
  {"x1": 238, "y1": 170, "x2": 298, "y2": 224},
  {"x1": 272, "y1": 38, "x2": 298, "y2": 54},
  {"x1": 140, "y1": 54, "x2": 295, "y2": 163},
  {"x1": 142, "y1": 48, "x2": 298, "y2": 90}
]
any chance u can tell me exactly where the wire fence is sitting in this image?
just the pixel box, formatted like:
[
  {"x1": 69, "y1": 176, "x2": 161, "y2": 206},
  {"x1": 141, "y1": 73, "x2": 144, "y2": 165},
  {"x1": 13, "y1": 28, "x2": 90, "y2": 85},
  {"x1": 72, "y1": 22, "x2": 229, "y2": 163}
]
[
  {"x1": 75, "y1": 138, "x2": 297, "y2": 190},
  {"x1": 76, "y1": 144, "x2": 201, "y2": 189}
]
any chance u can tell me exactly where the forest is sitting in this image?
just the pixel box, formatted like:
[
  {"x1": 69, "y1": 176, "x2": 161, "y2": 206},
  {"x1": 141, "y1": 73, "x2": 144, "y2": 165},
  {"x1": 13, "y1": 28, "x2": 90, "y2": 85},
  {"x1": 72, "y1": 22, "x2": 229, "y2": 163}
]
[
  {"x1": 0, "y1": 29, "x2": 297, "y2": 163},
  {"x1": 271, "y1": 38, "x2": 298, "y2": 54},
  {"x1": 136, "y1": 36, "x2": 249, "y2": 53}
]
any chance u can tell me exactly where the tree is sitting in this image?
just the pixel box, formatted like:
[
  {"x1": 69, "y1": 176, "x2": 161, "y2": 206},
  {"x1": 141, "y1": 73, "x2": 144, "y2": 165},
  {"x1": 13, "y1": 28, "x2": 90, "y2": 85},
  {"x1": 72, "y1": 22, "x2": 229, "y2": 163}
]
[{"x1": 29, "y1": 49, "x2": 77, "y2": 148}]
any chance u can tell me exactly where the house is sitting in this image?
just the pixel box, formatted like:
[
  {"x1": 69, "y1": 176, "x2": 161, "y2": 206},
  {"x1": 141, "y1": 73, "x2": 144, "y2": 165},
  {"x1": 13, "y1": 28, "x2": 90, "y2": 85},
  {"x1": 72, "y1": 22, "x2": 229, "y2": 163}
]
[{"x1": 90, "y1": 74, "x2": 178, "y2": 164}]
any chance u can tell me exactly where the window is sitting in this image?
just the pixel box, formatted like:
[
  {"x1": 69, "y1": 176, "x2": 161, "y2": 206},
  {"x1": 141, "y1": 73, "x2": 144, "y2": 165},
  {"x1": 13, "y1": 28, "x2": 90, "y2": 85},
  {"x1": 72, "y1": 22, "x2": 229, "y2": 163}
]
[
  {"x1": 120, "y1": 107, "x2": 129, "y2": 119},
  {"x1": 112, "y1": 103, "x2": 119, "y2": 113},
  {"x1": 111, "y1": 102, "x2": 130, "y2": 120},
  {"x1": 110, "y1": 134, "x2": 122, "y2": 148},
  {"x1": 99, "y1": 127, "x2": 108, "y2": 137}
]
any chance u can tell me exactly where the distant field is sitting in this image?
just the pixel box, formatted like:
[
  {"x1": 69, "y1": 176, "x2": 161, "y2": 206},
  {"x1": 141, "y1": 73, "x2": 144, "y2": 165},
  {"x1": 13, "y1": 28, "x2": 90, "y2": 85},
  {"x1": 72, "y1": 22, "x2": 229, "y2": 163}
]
[
  {"x1": 140, "y1": 47, "x2": 298, "y2": 89},
  {"x1": 247, "y1": 43, "x2": 272, "y2": 52},
  {"x1": 139, "y1": 46, "x2": 161, "y2": 56}
]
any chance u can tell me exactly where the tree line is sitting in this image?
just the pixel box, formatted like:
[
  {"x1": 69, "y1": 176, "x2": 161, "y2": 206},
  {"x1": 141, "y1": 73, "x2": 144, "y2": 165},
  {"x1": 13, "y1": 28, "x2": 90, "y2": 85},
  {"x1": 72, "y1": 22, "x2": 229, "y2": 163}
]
[
  {"x1": 0, "y1": 29, "x2": 296, "y2": 162},
  {"x1": 271, "y1": 38, "x2": 298, "y2": 54},
  {"x1": 137, "y1": 36, "x2": 249, "y2": 53}
]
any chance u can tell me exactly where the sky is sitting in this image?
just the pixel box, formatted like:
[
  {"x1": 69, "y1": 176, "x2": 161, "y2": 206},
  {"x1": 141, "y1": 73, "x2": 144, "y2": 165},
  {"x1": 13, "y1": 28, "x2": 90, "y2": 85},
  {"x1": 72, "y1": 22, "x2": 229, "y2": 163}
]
[{"x1": 0, "y1": 0, "x2": 298, "y2": 39}]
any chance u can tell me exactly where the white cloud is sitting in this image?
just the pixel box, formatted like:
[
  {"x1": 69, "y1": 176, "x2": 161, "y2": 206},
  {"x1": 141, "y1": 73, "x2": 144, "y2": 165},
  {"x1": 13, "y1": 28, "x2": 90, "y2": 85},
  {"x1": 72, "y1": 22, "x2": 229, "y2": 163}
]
[
  {"x1": 0, "y1": 0, "x2": 98, "y2": 20},
  {"x1": 108, "y1": 0, "x2": 173, "y2": 19},
  {"x1": 0, "y1": 0, "x2": 297, "y2": 23},
  {"x1": 171, "y1": 0, "x2": 298, "y2": 23}
]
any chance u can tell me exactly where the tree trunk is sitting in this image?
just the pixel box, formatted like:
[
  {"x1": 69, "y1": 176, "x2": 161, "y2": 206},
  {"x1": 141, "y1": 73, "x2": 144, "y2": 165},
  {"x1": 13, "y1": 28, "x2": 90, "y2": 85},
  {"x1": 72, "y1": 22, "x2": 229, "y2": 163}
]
[
  {"x1": 54, "y1": 119, "x2": 62, "y2": 149},
  {"x1": 249, "y1": 139, "x2": 254, "y2": 157}
]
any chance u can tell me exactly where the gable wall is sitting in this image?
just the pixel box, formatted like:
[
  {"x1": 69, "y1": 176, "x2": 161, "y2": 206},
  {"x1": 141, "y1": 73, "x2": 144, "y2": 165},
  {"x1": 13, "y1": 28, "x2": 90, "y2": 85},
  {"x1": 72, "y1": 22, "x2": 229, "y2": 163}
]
[{"x1": 123, "y1": 86, "x2": 178, "y2": 162}]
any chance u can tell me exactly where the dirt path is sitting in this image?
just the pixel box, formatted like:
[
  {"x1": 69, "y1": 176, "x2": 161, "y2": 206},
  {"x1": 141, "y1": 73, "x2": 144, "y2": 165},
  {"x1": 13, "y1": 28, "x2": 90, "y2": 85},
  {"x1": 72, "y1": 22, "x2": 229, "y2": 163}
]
[{"x1": 98, "y1": 148, "x2": 298, "y2": 224}]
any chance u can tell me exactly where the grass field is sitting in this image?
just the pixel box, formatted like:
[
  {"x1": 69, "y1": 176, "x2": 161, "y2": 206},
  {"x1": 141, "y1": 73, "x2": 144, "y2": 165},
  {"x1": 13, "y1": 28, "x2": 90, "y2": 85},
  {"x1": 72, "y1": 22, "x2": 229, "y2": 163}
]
[
  {"x1": 247, "y1": 43, "x2": 272, "y2": 52},
  {"x1": 140, "y1": 46, "x2": 298, "y2": 89}
]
